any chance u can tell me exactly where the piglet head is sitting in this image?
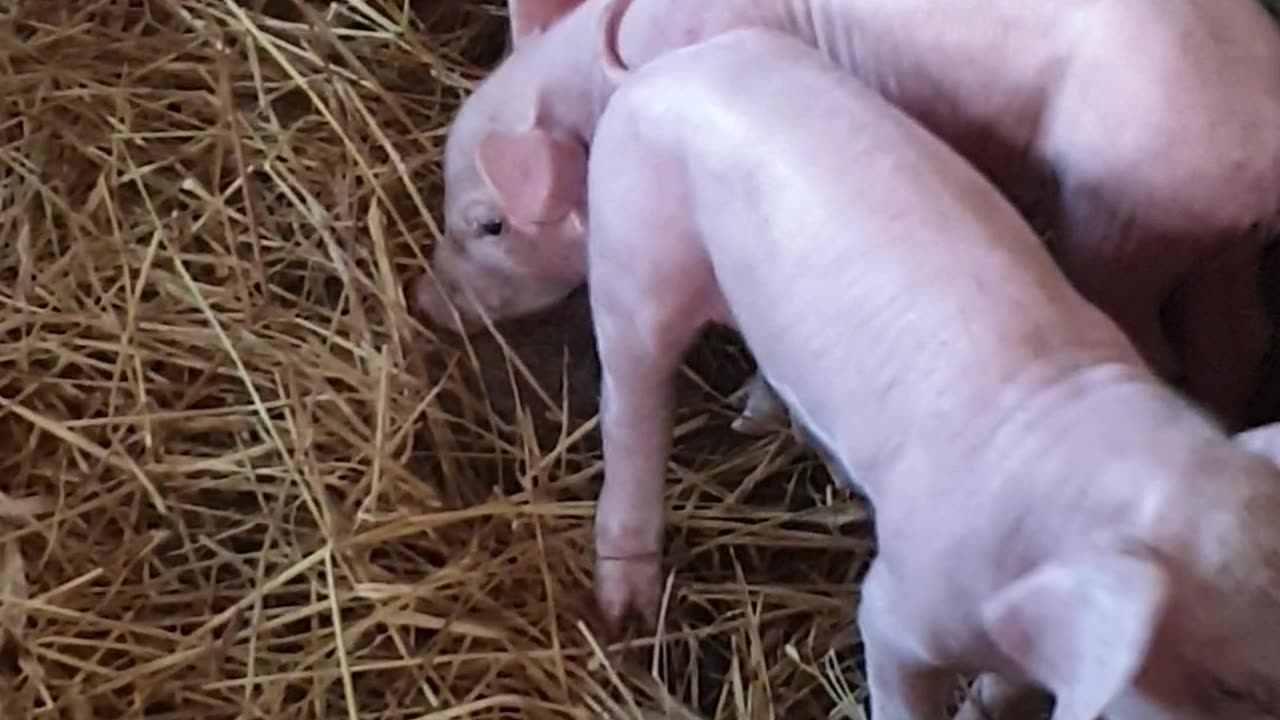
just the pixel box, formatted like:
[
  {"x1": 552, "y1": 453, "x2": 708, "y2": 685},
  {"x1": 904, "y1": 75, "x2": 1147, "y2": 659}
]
[
  {"x1": 418, "y1": 0, "x2": 591, "y2": 334},
  {"x1": 418, "y1": 124, "x2": 588, "y2": 334},
  {"x1": 982, "y1": 461, "x2": 1280, "y2": 720}
]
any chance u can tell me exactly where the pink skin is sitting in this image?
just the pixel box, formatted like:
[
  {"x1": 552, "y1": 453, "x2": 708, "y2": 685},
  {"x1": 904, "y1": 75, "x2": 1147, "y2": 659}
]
[
  {"x1": 415, "y1": 0, "x2": 1280, "y2": 432},
  {"x1": 588, "y1": 27, "x2": 1280, "y2": 720}
]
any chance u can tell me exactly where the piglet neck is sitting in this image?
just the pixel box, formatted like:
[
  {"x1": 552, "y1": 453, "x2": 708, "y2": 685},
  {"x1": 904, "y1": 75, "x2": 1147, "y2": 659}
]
[{"x1": 980, "y1": 366, "x2": 1232, "y2": 550}]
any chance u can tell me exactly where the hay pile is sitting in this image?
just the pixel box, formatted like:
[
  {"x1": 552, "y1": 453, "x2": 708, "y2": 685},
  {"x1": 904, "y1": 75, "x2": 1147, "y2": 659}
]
[{"x1": 0, "y1": 1, "x2": 871, "y2": 717}]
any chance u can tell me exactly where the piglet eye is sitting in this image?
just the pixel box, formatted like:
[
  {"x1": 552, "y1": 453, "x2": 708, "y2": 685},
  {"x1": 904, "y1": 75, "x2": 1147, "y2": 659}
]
[{"x1": 479, "y1": 219, "x2": 504, "y2": 236}]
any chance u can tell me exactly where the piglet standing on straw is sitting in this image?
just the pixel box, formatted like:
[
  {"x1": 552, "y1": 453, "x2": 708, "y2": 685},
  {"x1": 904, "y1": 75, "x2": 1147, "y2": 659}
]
[
  {"x1": 584, "y1": 24, "x2": 1280, "y2": 720},
  {"x1": 412, "y1": 0, "x2": 1280, "y2": 432}
]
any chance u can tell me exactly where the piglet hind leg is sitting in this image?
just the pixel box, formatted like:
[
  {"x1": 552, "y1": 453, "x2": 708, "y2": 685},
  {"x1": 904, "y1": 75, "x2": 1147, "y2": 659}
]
[
  {"x1": 1052, "y1": 187, "x2": 1181, "y2": 385},
  {"x1": 1176, "y1": 240, "x2": 1271, "y2": 431},
  {"x1": 859, "y1": 563, "x2": 954, "y2": 720}
]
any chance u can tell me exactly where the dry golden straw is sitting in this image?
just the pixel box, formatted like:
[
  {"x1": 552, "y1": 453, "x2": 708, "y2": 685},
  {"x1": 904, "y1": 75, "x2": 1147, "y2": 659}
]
[{"x1": 0, "y1": 0, "x2": 877, "y2": 717}]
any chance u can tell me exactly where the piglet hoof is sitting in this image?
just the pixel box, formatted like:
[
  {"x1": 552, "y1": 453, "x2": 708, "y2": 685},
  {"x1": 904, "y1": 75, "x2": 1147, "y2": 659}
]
[
  {"x1": 594, "y1": 554, "x2": 663, "y2": 636},
  {"x1": 729, "y1": 374, "x2": 789, "y2": 435},
  {"x1": 731, "y1": 410, "x2": 781, "y2": 436},
  {"x1": 953, "y1": 674, "x2": 1050, "y2": 720}
]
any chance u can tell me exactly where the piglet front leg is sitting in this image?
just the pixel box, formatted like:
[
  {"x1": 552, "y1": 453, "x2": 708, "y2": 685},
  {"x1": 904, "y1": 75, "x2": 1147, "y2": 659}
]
[
  {"x1": 859, "y1": 563, "x2": 955, "y2": 720},
  {"x1": 592, "y1": 330, "x2": 676, "y2": 630},
  {"x1": 952, "y1": 674, "x2": 1049, "y2": 720},
  {"x1": 588, "y1": 229, "x2": 715, "y2": 633}
]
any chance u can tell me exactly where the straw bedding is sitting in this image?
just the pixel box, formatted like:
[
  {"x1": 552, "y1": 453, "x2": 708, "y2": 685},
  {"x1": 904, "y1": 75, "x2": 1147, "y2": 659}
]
[
  {"x1": 3, "y1": 1, "x2": 1279, "y2": 718},
  {"x1": 0, "y1": 1, "x2": 873, "y2": 717}
]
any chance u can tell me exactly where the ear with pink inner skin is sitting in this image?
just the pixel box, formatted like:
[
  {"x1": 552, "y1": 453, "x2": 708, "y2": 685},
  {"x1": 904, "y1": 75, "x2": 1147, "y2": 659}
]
[
  {"x1": 475, "y1": 128, "x2": 587, "y2": 228},
  {"x1": 980, "y1": 549, "x2": 1170, "y2": 720},
  {"x1": 508, "y1": 0, "x2": 585, "y2": 45}
]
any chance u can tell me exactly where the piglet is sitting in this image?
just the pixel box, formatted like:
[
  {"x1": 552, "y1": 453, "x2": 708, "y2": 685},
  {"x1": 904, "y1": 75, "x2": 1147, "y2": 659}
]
[
  {"x1": 415, "y1": 0, "x2": 1280, "y2": 432},
  {"x1": 587, "y1": 26, "x2": 1280, "y2": 720}
]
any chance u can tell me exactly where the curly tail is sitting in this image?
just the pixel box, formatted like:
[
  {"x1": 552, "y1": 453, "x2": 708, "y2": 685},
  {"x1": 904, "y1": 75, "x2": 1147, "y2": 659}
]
[{"x1": 597, "y1": 0, "x2": 637, "y2": 87}]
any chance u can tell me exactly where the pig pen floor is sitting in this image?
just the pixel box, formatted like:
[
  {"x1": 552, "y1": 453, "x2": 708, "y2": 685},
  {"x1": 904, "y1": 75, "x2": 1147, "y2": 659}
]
[{"x1": 0, "y1": 2, "x2": 1275, "y2": 719}]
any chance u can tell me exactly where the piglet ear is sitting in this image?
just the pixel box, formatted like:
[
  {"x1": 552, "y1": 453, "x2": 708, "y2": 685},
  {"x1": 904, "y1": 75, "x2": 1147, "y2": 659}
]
[
  {"x1": 1236, "y1": 422, "x2": 1280, "y2": 466},
  {"x1": 509, "y1": 0, "x2": 584, "y2": 45},
  {"x1": 475, "y1": 128, "x2": 586, "y2": 227},
  {"x1": 980, "y1": 549, "x2": 1169, "y2": 720}
]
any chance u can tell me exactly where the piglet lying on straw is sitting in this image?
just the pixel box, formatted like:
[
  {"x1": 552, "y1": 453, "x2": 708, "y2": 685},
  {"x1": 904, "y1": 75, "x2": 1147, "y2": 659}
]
[
  {"x1": 412, "y1": 0, "x2": 1280, "y2": 432},
  {"x1": 585, "y1": 25, "x2": 1280, "y2": 720}
]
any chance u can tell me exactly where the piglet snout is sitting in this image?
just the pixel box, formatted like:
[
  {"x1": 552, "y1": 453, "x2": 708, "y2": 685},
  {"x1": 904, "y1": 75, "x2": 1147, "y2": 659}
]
[{"x1": 410, "y1": 270, "x2": 479, "y2": 334}]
